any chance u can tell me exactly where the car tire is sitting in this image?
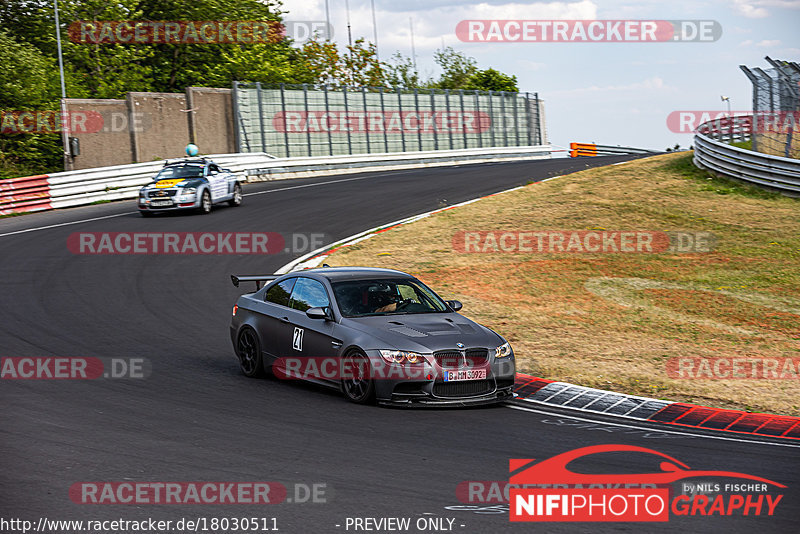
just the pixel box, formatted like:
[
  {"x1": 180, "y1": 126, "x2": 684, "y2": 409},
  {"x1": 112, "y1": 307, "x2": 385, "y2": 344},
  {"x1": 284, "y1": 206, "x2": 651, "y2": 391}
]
[
  {"x1": 198, "y1": 190, "x2": 212, "y2": 214},
  {"x1": 341, "y1": 350, "x2": 375, "y2": 404},
  {"x1": 228, "y1": 183, "x2": 242, "y2": 207},
  {"x1": 236, "y1": 327, "x2": 264, "y2": 378},
  {"x1": 140, "y1": 210, "x2": 153, "y2": 217}
]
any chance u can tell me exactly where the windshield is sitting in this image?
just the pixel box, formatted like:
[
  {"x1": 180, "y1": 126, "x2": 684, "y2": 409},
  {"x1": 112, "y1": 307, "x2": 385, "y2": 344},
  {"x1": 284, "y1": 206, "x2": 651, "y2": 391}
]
[
  {"x1": 332, "y1": 278, "x2": 448, "y2": 317},
  {"x1": 153, "y1": 165, "x2": 204, "y2": 181}
]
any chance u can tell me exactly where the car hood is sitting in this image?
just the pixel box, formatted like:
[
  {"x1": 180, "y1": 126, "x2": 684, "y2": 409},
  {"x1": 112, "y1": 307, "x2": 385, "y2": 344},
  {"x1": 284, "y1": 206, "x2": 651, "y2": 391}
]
[
  {"x1": 144, "y1": 177, "x2": 204, "y2": 189},
  {"x1": 341, "y1": 313, "x2": 503, "y2": 352}
]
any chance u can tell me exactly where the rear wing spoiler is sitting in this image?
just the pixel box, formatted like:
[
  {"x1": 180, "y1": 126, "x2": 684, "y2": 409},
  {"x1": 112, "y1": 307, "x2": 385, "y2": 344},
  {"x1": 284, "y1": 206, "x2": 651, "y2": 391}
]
[{"x1": 231, "y1": 274, "x2": 280, "y2": 290}]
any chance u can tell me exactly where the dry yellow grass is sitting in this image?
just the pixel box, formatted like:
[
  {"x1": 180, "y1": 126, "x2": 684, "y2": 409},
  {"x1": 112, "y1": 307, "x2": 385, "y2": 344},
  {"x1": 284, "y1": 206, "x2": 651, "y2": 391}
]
[{"x1": 324, "y1": 152, "x2": 800, "y2": 415}]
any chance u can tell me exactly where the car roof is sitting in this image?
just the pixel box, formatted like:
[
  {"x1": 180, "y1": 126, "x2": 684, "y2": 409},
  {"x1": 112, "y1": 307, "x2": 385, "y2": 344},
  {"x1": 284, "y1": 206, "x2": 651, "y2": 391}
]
[
  {"x1": 293, "y1": 267, "x2": 414, "y2": 282},
  {"x1": 163, "y1": 158, "x2": 210, "y2": 167}
]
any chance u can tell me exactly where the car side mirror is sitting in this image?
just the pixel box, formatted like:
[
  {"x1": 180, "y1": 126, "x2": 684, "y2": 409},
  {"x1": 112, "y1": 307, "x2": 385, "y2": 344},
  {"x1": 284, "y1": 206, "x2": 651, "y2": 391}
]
[
  {"x1": 306, "y1": 307, "x2": 330, "y2": 320},
  {"x1": 446, "y1": 300, "x2": 463, "y2": 311}
]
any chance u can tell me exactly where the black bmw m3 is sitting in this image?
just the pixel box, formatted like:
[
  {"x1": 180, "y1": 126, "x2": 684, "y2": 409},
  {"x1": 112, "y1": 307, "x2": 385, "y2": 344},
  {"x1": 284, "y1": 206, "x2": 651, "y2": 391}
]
[{"x1": 230, "y1": 267, "x2": 516, "y2": 406}]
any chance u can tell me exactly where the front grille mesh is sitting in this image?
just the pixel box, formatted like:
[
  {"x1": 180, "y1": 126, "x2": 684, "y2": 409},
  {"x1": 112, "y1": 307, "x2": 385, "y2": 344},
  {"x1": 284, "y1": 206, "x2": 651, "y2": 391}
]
[
  {"x1": 465, "y1": 348, "x2": 489, "y2": 366},
  {"x1": 148, "y1": 190, "x2": 177, "y2": 198},
  {"x1": 434, "y1": 351, "x2": 464, "y2": 369},
  {"x1": 434, "y1": 348, "x2": 489, "y2": 369},
  {"x1": 433, "y1": 379, "x2": 494, "y2": 398}
]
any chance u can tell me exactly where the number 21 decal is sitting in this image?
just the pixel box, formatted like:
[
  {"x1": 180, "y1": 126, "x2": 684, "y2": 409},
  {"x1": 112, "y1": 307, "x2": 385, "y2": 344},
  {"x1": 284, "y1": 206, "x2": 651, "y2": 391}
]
[{"x1": 292, "y1": 327, "x2": 304, "y2": 351}]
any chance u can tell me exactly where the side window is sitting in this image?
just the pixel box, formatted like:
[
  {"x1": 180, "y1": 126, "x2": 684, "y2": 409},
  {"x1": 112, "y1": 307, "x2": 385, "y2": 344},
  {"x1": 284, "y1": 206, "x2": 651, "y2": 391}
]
[
  {"x1": 265, "y1": 278, "x2": 296, "y2": 307},
  {"x1": 398, "y1": 285, "x2": 417, "y2": 300},
  {"x1": 289, "y1": 278, "x2": 330, "y2": 312}
]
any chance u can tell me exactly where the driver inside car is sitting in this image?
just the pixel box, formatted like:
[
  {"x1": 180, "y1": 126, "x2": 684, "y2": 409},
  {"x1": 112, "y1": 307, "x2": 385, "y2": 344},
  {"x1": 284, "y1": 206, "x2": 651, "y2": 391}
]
[{"x1": 369, "y1": 284, "x2": 415, "y2": 313}]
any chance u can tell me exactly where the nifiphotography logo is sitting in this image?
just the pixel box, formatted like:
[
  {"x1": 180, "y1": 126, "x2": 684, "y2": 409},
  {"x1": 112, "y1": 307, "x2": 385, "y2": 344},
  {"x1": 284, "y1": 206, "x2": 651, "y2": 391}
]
[{"x1": 509, "y1": 445, "x2": 785, "y2": 522}]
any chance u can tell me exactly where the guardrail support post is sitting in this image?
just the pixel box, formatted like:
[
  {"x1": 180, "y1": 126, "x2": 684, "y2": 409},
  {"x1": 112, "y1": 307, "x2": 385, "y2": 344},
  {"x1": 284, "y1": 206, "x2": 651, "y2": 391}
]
[
  {"x1": 430, "y1": 89, "x2": 439, "y2": 151},
  {"x1": 397, "y1": 88, "x2": 406, "y2": 152},
  {"x1": 255, "y1": 82, "x2": 267, "y2": 154},
  {"x1": 280, "y1": 83, "x2": 290, "y2": 158},
  {"x1": 343, "y1": 86, "x2": 352, "y2": 155},
  {"x1": 231, "y1": 81, "x2": 242, "y2": 153},
  {"x1": 324, "y1": 85, "x2": 333, "y2": 156},
  {"x1": 414, "y1": 88, "x2": 422, "y2": 151},
  {"x1": 362, "y1": 86, "x2": 371, "y2": 154},
  {"x1": 474, "y1": 90, "x2": 483, "y2": 148},
  {"x1": 380, "y1": 87, "x2": 389, "y2": 153},
  {"x1": 488, "y1": 91, "x2": 496, "y2": 147},
  {"x1": 303, "y1": 83, "x2": 312, "y2": 157}
]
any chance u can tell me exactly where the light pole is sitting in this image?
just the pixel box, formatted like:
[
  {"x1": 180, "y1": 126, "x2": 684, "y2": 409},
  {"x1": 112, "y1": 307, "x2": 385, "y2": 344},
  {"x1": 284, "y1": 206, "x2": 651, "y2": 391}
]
[
  {"x1": 370, "y1": 0, "x2": 379, "y2": 63},
  {"x1": 720, "y1": 95, "x2": 731, "y2": 116},
  {"x1": 324, "y1": 0, "x2": 331, "y2": 40},
  {"x1": 409, "y1": 17, "x2": 416, "y2": 72},
  {"x1": 54, "y1": 0, "x2": 72, "y2": 169}
]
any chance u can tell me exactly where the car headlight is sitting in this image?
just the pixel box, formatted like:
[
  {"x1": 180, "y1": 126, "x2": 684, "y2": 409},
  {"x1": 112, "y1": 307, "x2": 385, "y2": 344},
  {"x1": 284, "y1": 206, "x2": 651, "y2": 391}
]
[
  {"x1": 495, "y1": 341, "x2": 512, "y2": 358},
  {"x1": 181, "y1": 188, "x2": 197, "y2": 195},
  {"x1": 379, "y1": 350, "x2": 426, "y2": 364}
]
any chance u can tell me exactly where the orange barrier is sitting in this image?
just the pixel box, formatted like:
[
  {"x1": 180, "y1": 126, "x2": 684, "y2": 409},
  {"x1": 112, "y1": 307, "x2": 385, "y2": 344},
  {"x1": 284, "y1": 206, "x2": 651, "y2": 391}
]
[{"x1": 569, "y1": 142, "x2": 597, "y2": 157}]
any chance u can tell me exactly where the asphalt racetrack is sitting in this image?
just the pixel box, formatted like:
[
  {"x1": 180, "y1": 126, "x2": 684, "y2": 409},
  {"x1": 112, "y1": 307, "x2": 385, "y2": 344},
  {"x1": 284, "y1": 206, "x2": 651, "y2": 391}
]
[{"x1": 2, "y1": 156, "x2": 798, "y2": 533}]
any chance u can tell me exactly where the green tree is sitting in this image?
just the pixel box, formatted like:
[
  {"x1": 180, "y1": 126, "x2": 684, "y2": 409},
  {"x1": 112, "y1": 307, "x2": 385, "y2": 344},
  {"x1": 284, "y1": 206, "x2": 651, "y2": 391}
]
[
  {"x1": 0, "y1": 29, "x2": 63, "y2": 177},
  {"x1": 59, "y1": 0, "x2": 154, "y2": 98},
  {"x1": 134, "y1": 0, "x2": 286, "y2": 92},
  {"x1": 384, "y1": 52, "x2": 423, "y2": 89},
  {"x1": 298, "y1": 39, "x2": 343, "y2": 84},
  {"x1": 466, "y1": 68, "x2": 518, "y2": 92},
  {"x1": 205, "y1": 43, "x2": 314, "y2": 86},
  {"x1": 342, "y1": 39, "x2": 383, "y2": 87},
  {"x1": 293, "y1": 38, "x2": 384, "y2": 87},
  {"x1": 432, "y1": 47, "x2": 477, "y2": 89}
]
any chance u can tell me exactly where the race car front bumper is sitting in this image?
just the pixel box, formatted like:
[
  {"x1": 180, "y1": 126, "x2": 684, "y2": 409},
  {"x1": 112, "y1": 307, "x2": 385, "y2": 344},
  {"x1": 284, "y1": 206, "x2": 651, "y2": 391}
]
[
  {"x1": 137, "y1": 193, "x2": 200, "y2": 212},
  {"x1": 367, "y1": 349, "x2": 516, "y2": 407}
]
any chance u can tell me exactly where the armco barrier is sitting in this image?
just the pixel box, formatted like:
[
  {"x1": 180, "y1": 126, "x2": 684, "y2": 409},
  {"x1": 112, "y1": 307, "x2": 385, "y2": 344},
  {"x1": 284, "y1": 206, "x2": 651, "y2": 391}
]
[
  {"x1": 693, "y1": 115, "x2": 800, "y2": 195},
  {"x1": 0, "y1": 145, "x2": 551, "y2": 216}
]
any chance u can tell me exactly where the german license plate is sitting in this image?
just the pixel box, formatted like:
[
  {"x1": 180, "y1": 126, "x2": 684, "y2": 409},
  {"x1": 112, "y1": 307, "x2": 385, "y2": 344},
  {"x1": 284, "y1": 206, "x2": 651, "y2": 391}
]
[
  {"x1": 443, "y1": 369, "x2": 487, "y2": 381},
  {"x1": 150, "y1": 200, "x2": 173, "y2": 207}
]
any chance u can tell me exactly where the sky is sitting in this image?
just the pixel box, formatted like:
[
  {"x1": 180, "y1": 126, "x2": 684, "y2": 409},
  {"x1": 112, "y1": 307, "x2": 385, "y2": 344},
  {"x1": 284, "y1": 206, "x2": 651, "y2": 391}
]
[{"x1": 278, "y1": 0, "x2": 800, "y2": 152}]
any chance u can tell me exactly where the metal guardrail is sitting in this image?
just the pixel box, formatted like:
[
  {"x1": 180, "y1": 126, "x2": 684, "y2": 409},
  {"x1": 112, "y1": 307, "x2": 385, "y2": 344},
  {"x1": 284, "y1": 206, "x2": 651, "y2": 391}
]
[
  {"x1": 0, "y1": 153, "x2": 272, "y2": 215},
  {"x1": 1, "y1": 145, "x2": 551, "y2": 215},
  {"x1": 693, "y1": 116, "x2": 800, "y2": 195}
]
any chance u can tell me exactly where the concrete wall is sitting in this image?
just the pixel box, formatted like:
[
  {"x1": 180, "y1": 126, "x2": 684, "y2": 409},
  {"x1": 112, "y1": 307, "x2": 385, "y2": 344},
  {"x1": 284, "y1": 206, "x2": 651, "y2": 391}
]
[
  {"x1": 128, "y1": 92, "x2": 190, "y2": 163},
  {"x1": 64, "y1": 88, "x2": 236, "y2": 170},
  {"x1": 187, "y1": 87, "x2": 236, "y2": 154},
  {"x1": 64, "y1": 99, "x2": 134, "y2": 169}
]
